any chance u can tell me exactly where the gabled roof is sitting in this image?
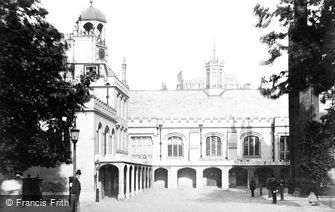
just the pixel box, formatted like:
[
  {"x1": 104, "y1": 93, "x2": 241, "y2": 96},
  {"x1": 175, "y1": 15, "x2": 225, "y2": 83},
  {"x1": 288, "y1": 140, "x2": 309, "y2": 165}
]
[{"x1": 128, "y1": 89, "x2": 288, "y2": 119}]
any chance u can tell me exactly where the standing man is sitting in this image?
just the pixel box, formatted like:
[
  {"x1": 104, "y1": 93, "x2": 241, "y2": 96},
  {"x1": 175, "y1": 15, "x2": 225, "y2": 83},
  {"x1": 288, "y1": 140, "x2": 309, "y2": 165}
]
[
  {"x1": 269, "y1": 176, "x2": 278, "y2": 204},
  {"x1": 70, "y1": 169, "x2": 81, "y2": 212},
  {"x1": 279, "y1": 177, "x2": 285, "y2": 200},
  {"x1": 250, "y1": 177, "x2": 256, "y2": 197}
]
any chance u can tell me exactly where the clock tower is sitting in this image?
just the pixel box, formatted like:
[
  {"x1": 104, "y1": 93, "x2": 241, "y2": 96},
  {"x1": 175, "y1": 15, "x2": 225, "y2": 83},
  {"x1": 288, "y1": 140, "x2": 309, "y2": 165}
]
[{"x1": 67, "y1": 0, "x2": 108, "y2": 63}]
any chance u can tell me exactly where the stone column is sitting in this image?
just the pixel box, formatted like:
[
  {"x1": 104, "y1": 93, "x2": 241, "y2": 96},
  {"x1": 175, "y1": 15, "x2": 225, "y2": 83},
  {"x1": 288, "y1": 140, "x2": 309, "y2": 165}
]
[
  {"x1": 125, "y1": 165, "x2": 130, "y2": 199},
  {"x1": 135, "y1": 166, "x2": 139, "y2": 195},
  {"x1": 144, "y1": 167, "x2": 147, "y2": 189},
  {"x1": 196, "y1": 167, "x2": 204, "y2": 189},
  {"x1": 221, "y1": 166, "x2": 231, "y2": 190},
  {"x1": 150, "y1": 168, "x2": 154, "y2": 188},
  {"x1": 145, "y1": 167, "x2": 149, "y2": 189},
  {"x1": 146, "y1": 168, "x2": 150, "y2": 189},
  {"x1": 130, "y1": 166, "x2": 135, "y2": 197},
  {"x1": 168, "y1": 167, "x2": 177, "y2": 189},
  {"x1": 118, "y1": 164, "x2": 125, "y2": 200},
  {"x1": 139, "y1": 167, "x2": 143, "y2": 192}
]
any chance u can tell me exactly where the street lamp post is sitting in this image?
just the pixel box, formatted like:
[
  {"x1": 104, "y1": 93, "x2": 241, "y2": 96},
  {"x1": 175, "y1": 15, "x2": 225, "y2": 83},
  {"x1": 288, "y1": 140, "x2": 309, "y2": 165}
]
[
  {"x1": 70, "y1": 118, "x2": 80, "y2": 177},
  {"x1": 95, "y1": 159, "x2": 101, "y2": 202}
]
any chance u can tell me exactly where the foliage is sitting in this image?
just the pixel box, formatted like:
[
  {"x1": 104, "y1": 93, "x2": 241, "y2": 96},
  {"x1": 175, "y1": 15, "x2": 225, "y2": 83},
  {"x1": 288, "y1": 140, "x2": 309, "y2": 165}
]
[
  {"x1": 254, "y1": 0, "x2": 335, "y2": 98},
  {"x1": 0, "y1": 0, "x2": 93, "y2": 177},
  {"x1": 300, "y1": 103, "x2": 335, "y2": 185},
  {"x1": 255, "y1": 0, "x2": 335, "y2": 186}
]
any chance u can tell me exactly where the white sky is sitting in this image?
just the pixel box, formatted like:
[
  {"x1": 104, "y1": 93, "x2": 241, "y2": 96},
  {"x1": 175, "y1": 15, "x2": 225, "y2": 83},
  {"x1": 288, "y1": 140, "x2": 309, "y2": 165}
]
[{"x1": 40, "y1": 0, "x2": 287, "y2": 90}]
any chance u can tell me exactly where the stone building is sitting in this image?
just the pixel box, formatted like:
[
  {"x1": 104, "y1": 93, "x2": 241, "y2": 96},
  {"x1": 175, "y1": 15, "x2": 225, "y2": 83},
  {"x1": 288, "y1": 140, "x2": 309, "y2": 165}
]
[
  {"x1": 23, "y1": 1, "x2": 290, "y2": 202},
  {"x1": 128, "y1": 86, "x2": 290, "y2": 190}
]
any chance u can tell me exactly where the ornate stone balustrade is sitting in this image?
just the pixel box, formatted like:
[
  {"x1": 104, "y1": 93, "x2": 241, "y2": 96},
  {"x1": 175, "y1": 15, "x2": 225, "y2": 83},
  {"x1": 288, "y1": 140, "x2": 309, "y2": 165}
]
[
  {"x1": 233, "y1": 160, "x2": 290, "y2": 166},
  {"x1": 199, "y1": 157, "x2": 227, "y2": 161}
]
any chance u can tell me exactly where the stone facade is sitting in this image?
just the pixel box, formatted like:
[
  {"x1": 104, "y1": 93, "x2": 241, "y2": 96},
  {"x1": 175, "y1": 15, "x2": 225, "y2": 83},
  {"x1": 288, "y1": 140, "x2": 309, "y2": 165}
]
[{"x1": 22, "y1": 1, "x2": 291, "y2": 202}]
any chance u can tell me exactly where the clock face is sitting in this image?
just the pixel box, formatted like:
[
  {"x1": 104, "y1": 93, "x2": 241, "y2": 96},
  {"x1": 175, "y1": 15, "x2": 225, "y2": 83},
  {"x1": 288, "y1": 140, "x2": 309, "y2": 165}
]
[{"x1": 98, "y1": 48, "x2": 105, "y2": 59}]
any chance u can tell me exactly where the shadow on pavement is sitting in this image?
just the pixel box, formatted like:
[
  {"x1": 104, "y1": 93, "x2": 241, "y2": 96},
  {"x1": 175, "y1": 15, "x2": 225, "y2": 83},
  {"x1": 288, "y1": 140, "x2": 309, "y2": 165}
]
[{"x1": 192, "y1": 188, "x2": 301, "y2": 207}]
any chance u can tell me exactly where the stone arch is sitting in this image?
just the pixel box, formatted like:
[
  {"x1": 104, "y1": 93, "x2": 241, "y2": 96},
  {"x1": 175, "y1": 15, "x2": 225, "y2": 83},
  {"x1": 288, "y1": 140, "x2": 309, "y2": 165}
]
[
  {"x1": 99, "y1": 164, "x2": 118, "y2": 198},
  {"x1": 203, "y1": 132, "x2": 225, "y2": 139},
  {"x1": 97, "y1": 23, "x2": 104, "y2": 33},
  {"x1": 240, "y1": 131, "x2": 263, "y2": 140},
  {"x1": 83, "y1": 22, "x2": 94, "y2": 32},
  {"x1": 177, "y1": 167, "x2": 196, "y2": 188},
  {"x1": 154, "y1": 168, "x2": 168, "y2": 188},
  {"x1": 229, "y1": 167, "x2": 247, "y2": 187},
  {"x1": 164, "y1": 132, "x2": 187, "y2": 141},
  {"x1": 254, "y1": 167, "x2": 274, "y2": 187},
  {"x1": 203, "y1": 167, "x2": 222, "y2": 188}
]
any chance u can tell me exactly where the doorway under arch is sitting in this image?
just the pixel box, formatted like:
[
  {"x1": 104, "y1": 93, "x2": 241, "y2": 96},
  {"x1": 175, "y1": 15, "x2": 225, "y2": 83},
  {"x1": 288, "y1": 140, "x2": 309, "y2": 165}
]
[
  {"x1": 154, "y1": 168, "x2": 168, "y2": 188},
  {"x1": 177, "y1": 168, "x2": 196, "y2": 188},
  {"x1": 229, "y1": 167, "x2": 247, "y2": 187},
  {"x1": 99, "y1": 164, "x2": 119, "y2": 198},
  {"x1": 203, "y1": 167, "x2": 222, "y2": 188}
]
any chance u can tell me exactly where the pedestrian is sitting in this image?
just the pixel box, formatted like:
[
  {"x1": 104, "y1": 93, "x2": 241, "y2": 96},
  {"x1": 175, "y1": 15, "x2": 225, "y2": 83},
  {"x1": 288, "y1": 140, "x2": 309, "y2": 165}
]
[
  {"x1": 250, "y1": 177, "x2": 256, "y2": 197},
  {"x1": 279, "y1": 177, "x2": 285, "y2": 200},
  {"x1": 70, "y1": 169, "x2": 81, "y2": 212},
  {"x1": 266, "y1": 177, "x2": 271, "y2": 198},
  {"x1": 269, "y1": 176, "x2": 278, "y2": 204}
]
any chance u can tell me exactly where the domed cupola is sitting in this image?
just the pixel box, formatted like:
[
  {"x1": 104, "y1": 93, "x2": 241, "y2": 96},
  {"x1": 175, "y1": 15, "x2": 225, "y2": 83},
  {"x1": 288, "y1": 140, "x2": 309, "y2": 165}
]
[
  {"x1": 69, "y1": 0, "x2": 109, "y2": 64},
  {"x1": 79, "y1": 0, "x2": 107, "y2": 23}
]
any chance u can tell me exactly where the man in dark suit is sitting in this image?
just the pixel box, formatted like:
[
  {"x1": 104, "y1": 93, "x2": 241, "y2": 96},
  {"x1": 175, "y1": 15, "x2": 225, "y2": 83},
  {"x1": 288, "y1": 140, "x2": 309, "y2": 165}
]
[
  {"x1": 250, "y1": 177, "x2": 256, "y2": 197},
  {"x1": 70, "y1": 169, "x2": 81, "y2": 212},
  {"x1": 269, "y1": 176, "x2": 278, "y2": 204}
]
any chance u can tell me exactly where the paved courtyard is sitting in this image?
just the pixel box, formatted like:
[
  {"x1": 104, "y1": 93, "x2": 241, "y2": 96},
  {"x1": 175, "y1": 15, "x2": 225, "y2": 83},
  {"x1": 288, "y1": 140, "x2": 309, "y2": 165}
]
[{"x1": 80, "y1": 188, "x2": 334, "y2": 212}]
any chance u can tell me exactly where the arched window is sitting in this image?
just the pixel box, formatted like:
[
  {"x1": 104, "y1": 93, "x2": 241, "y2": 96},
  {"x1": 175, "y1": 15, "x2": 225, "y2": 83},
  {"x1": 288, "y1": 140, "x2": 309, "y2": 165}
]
[
  {"x1": 206, "y1": 136, "x2": 222, "y2": 157},
  {"x1": 96, "y1": 123, "x2": 102, "y2": 154},
  {"x1": 108, "y1": 129, "x2": 115, "y2": 154},
  {"x1": 103, "y1": 126, "x2": 109, "y2": 155},
  {"x1": 97, "y1": 23, "x2": 104, "y2": 33},
  {"x1": 243, "y1": 136, "x2": 260, "y2": 157},
  {"x1": 167, "y1": 136, "x2": 183, "y2": 157}
]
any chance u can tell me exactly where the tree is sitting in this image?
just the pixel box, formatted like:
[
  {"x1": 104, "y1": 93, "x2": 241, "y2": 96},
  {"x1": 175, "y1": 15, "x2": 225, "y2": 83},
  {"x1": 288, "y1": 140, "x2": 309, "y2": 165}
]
[
  {"x1": 0, "y1": 0, "x2": 93, "y2": 177},
  {"x1": 255, "y1": 0, "x2": 335, "y2": 98},
  {"x1": 254, "y1": 0, "x2": 335, "y2": 192}
]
